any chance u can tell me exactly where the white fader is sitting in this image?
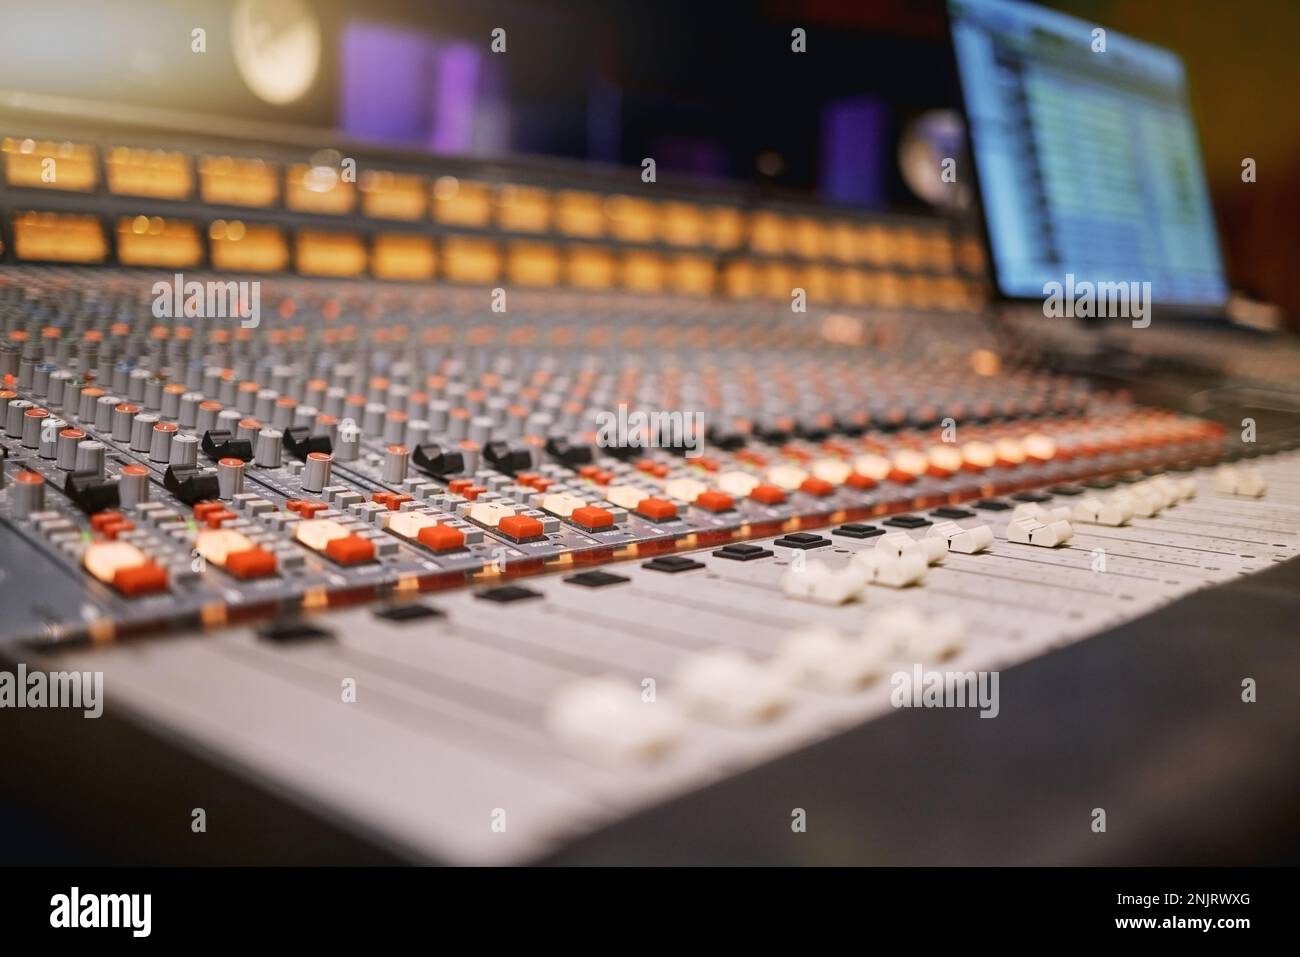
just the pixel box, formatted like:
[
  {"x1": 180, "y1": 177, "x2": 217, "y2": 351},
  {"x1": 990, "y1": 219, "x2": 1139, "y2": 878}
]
[
  {"x1": 547, "y1": 677, "x2": 685, "y2": 764},
  {"x1": 927, "y1": 520, "x2": 994, "y2": 554},
  {"x1": 1006, "y1": 505, "x2": 1074, "y2": 547},
  {"x1": 1215, "y1": 464, "x2": 1267, "y2": 498},
  {"x1": 674, "y1": 648, "x2": 791, "y2": 726}
]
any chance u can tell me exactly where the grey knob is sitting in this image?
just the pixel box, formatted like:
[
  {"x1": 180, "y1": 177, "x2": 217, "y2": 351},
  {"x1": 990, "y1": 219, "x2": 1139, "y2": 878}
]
[
  {"x1": 255, "y1": 429, "x2": 283, "y2": 468},
  {"x1": 12, "y1": 470, "x2": 45, "y2": 518},
  {"x1": 217, "y1": 457, "x2": 246, "y2": 498},
  {"x1": 76, "y1": 441, "x2": 107, "y2": 477},
  {"x1": 302, "y1": 451, "x2": 332, "y2": 493},
  {"x1": 118, "y1": 464, "x2": 150, "y2": 509},
  {"x1": 170, "y1": 433, "x2": 200, "y2": 468},
  {"x1": 383, "y1": 444, "x2": 409, "y2": 484}
]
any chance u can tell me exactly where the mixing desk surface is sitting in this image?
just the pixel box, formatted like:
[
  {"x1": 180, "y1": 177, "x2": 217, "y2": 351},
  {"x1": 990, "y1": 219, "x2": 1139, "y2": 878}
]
[{"x1": 4, "y1": 261, "x2": 1300, "y2": 864}]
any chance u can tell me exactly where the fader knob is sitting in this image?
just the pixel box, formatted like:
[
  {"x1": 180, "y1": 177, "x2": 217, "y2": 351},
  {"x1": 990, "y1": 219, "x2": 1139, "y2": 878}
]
[
  {"x1": 302, "y1": 451, "x2": 332, "y2": 493},
  {"x1": 118, "y1": 463, "x2": 150, "y2": 509},
  {"x1": 382, "y1": 444, "x2": 409, "y2": 484},
  {"x1": 12, "y1": 470, "x2": 45, "y2": 518}
]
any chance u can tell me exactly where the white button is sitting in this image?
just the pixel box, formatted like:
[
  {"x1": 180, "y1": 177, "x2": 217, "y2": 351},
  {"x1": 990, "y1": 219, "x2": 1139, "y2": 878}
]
[
  {"x1": 605, "y1": 485, "x2": 649, "y2": 510},
  {"x1": 664, "y1": 477, "x2": 707, "y2": 502},
  {"x1": 853, "y1": 453, "x2": 891, "y2": 480},
  {"x1": 540, "y1": 492, "x2": 587, "y2": 517},
  {"x1": 548, "y1": 677, "x2": 684, "y2": 763},
  {"x1": 674, "y1": 649, "x2": 790, "y2": 726},
  {"x1": 716, "y1": 470, "x2": 760, "y2": 497},
  {"x1": 810, "y1": 457, "x2": 851, "y2": 485},
  {"x1": 766, "y1": 464, "x2": 809, "y2": 490},
  {"x1": 467, "y1": 502, "x2": 516, "y2": 527}
]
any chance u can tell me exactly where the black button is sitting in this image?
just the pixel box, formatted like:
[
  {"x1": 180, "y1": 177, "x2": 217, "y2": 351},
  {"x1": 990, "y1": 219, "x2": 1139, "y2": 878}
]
[
  {"x1": 973, "y1": 499, "x2": 1012, "y2": 511},
  {"x1": 476, "y1": 585, "x2": 543, "y2": 603},
  {"x1": 833, "y1": 523, "x2": 884, "y2": 539},
  {"x1": 564, "y1": 570, "x2": 631, "y2": 588},
  {"x1": 642, "y1": 555, "x2": 705, "y2": 573},
  {"x1": 1084, "y1": 479, "x2": 1117, "y2": 490},
  {"x1": 375, "y1": 603, "x2": 444, "y2": 622},
  {"x1": 713, "y1": 543, "x2": 774, "y2": 561},
  {"x1": 1049, "y1": 485, "x2": 1084, "y2": 496},
  {"x1": 772, "y1": 533, "x2": 830, "y2": 549},
  {"x1": 1011, "y1": 491, "x2": 1051, "y2": 503},
  {"x1": 932, "y1": 507, "x2": 975, "y2": 520},
  {"x1": 1116, "y1": 472, "x2": 1144, "y2": 484},
  {"x1": 258, "y1": 620, "x2": 333, "y2": 643},
  {"x1": 883, "y1": 515, "x2": 931, "y2": 529}
]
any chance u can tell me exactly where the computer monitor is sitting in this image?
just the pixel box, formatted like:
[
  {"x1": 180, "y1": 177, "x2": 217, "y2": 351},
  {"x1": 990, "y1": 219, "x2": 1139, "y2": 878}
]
[{"x1": 949, "y1": 0, "x2": 1229, "y2": 310}]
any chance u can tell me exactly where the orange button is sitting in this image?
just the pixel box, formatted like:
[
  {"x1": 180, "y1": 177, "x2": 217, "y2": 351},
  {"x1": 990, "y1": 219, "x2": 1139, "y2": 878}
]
[
  {"x1": 750, "y1": 484, "x2": 787, "y2": 505},
  {"x1": 206, "y1": 509, "x2": 238, "y2": 529},
  {"x1": 448, "y1": 479, "x2": 474, "y2": 495},
  {"x1": 193, "y1": 501, "x2": 224, "y2": 521},
  {"x1": 800, "y1": 477, "x2": 834, "y2": 497},
  {"x1": 374, "y1": 492, "x2": 411, "y2": 511},
  {"x1": 844, "y1": 472, "x2": 877, "y2": 489},
  {"x1": 635, "y1": 497, "x2": 678, "y2": 521},
  {"x1": 112, "y1": 562, "x2": 168, "y2": 596},
  {"x1": 417, "y1": 523, "x2": 466, "y2": 552},
  {"x1": 695, "y1": 490, "x2": 735, "y2": 512},
  {"x1": 324, "y1": 534, "x2": 376, "y2": 565},
  {"x1": 90, "y1": 510, "x2": 125, "y2": 532},
  {"x1": 571, "y1": 506, "x2": 614, "y2": 529},
  {"x1": 886, "y1": 469, "x2": 917, "y2": 484},
  {"x1": 101, "y1": 520, "x2": 134, "y2": 541},
  {"x1": 224, "y1": 547, "x2": 278, "y2": 579},
  {"x1": 498, "y1": 515, "x2": 544, "y2": 540}
]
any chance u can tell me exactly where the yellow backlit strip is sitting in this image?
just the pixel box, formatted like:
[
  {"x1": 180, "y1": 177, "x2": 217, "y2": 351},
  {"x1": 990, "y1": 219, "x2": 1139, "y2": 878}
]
[
  {"x1": 13, "y1": 211, "x2": 107, "y2": 263},
  {"x1": 285, "y1": 163, "x2": 357, "y2": 215},
  {"x1": 432, "y1": 176, "x2": 491, "y2": 227},
  {"x1": 496, "y1": 184, "x2": 551, "y2": 233},
  {"x1": 506, "y1": 241, "x2": 561, "y2": 287},
  {"x1": 556, "y1": 190, "x2": 605, "y2": 237},
  {"x1": 296, "y1": 229, "x2": 367, "y2": 277},
  {"x1": 209, "y1": 220, "x2": 288, "y2": 272},
  {"x1": 372, "y1": 233, "x2": 436, "y2": 281},
  {"x1": 443, "y1": 235, "x2": 500, "y2": 284},
  {"x1": 199, "y1": 155, "x2": 279, "y2": 208},
  {"x1": 361, "y1": 170, "x2": 426, "y2": 221},
  {"x1": 2, "y1": 137, "x2": 98, "y2": 191},
  {"x1": 116, "y1": 216, "x2": 203, "y2": 268},
  {"x1": 106, "y1": 147, "x2": 193, "y2": 200}
]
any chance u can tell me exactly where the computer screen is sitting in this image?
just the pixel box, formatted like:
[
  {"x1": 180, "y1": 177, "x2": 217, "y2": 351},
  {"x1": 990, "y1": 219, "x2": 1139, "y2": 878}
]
[{"x1": 949, "y1": 0, "x2": 1229, "y2": 308}]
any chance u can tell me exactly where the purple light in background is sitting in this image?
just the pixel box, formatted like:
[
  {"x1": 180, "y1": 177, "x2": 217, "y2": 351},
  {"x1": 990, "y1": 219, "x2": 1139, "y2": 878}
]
[
  {"x1": 340, "y1": 22, "x2": 431, "y2": 144},
  {"x1": 430, "y1": 43, "x2": 481, "y2": 154},
  {"x1": 820, "y1": 96, "x2": 887, "y2": 207},
  {"x1": 651, "y1": 136, "x2": 728, "y2": 178}
]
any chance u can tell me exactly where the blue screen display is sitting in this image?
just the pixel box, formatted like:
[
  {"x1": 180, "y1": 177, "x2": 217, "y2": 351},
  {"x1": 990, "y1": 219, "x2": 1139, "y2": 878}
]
[{"x1": 949, "y1": 0, "x2": 1229, "y2": 307}]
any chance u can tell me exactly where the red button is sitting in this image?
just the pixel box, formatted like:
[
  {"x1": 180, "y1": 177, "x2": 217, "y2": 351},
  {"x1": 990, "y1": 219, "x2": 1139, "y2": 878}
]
[
  {"x1": 90, "y1": 510, "x2": 125, "y2": 532},
  {"x1": 417, "y1": 524, "x2": 466, "y2": 552},
  {"x1": 800, "y1": 477, "x2": 834, "y2": 497},
  {"x1": 112, "y1": 562, "x2": 168, "y2": 596},
  {"x1": 694, "y1": 490, "x2": 735, "y2": 512},
  {"x1": 324, "y1": 535, "x2": 376, "y2": 565},
  {"x1": 224, "y1": 547, "x2": 278, "y2": 579},
  {"x1": 750, "y1": 484, "x2": 786, "y2": 505},
  {"x1": 571, "y1": 506, "x2": 614, "y2": 529},
  {"x1": 635, "y1": 497, "x2": 678, "y2": 521},
  {"x1": 206, "y1": 509, "x2": 238, "y2": 529},
  {"x1": 498, "y1": 515, "x2": 544, "y2": 540}
]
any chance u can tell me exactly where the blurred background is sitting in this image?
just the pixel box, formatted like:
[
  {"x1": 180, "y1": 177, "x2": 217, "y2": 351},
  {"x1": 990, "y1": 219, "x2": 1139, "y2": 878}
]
[{"x1": 0, "y1": 0, "x2": 1294, "y2": 320}]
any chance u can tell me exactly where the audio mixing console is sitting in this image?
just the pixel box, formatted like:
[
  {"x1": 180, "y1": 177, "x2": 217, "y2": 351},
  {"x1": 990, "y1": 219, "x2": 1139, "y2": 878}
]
[{"x1": 4, "y1": 260, "x2": 1300, "y2": 863}]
